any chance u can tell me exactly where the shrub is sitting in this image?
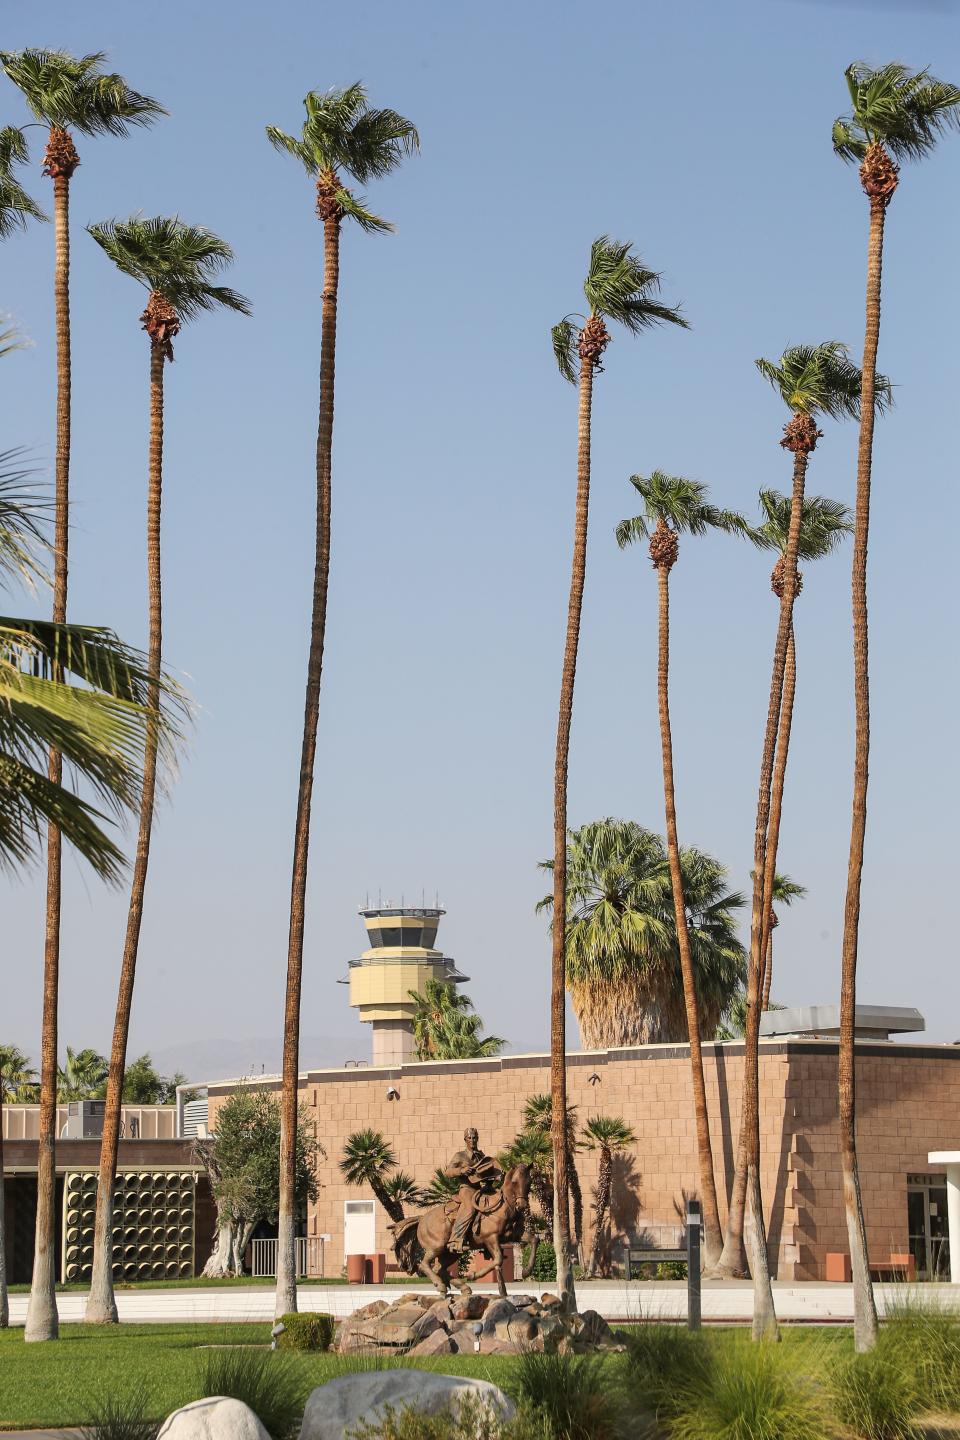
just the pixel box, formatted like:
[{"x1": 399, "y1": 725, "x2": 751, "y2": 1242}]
[
  {"x1": 197, "y1": 1347, "x2": 302, "y2": 1440},
  {"x1": 622, "y1": 1322, "x2": 708, "y2": 1424},
  {"x1": 884, "y1": 1295, "x2": 960, "y2": 1413},
  {"x1": 831, "y1": 1335, "x2": 921, "y2": 1440},
  {"x1": 668, "y1": 1334, "x2": 836, "y2": 1440},
  {"x1": 349, "y1": 1398, "x2": 547, "y2": 1440},
  {"x1": 523, "y1": 1240, "x2": 556, "y2": 1282},
  {"x1": 275, "y1": 1310, "x2": 335, "y2": 1352},
  {"x1": 85, "y1": 1390, "x2": 159, "y2": 1440},
  {"x1": 508, "y1": 1350, "x2": 623, "y2": 1440}
]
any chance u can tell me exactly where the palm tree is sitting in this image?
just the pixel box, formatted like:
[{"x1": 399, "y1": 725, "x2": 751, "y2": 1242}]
[
  {"x1": 84, "y1": 217, "x2": 248, "y2": 1326},
  {"x1": 540, "y1": 820, "x2": 746, "y2": 1048},
  {"x1": 0, "y1": 127, "x2": 46, "y2": 237},
  {"x1": 501, "y1": 1127, "x2": 554, "y2": 1227},
  {"x1": 382, "y1": 1170, "x2": 418, "y2": 1217},
  {"x1": 715, "y1": 345, "x2": 888, "y2": 1337},
  {"x1": 549, "y1": 242, "x2": 687, "y2": 1303},
  {"x1": 340, "y1": 1129, "x2": 405, "y2": 1222},
  {"x1": 1, "y1": 48, "x2": 164, "y2": 1345},
  {"x1": 0, "y1": 1045, "x2": 37, "y2": 1102},
  {"x1": 265, "y1": 84, "x2": 418, "y2": 1319},
  {"x1": 56, "y1": 1045, "x2": 107, "y2": 1100},
  {"x1": 522, "y1": 1094, "x2": 584, "y2": 1256},
  {"x1": 616, "y1": 472, "x2": 744, "y2": 1269},
  {"x1": 408, "y1": 979, "x2": 504, "y2": 1060},
  {"x1": 417, "y1": 1168, "x2": 461, "y2": 1208},
  {"x1": 758, "y1": 871, "x2": 808, "y2": 1013},
  {"x1": 833, "y1": 62, "x2": 960, "y2": 1352},
  {"x1": 581, "y1": 1115, "x2": 636, "y2": 1277}
]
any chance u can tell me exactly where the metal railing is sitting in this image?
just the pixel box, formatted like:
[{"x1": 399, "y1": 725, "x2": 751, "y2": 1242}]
[{"x1": 250, "y1": 1236, "x2": 326, "y2": 1278}]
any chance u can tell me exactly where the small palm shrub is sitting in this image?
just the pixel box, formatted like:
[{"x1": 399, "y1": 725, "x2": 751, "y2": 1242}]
[
  {"x1": 667, "y1": 1334, "x2": 835, "y2": 1440},
  {"x1": 508, "y1": 1350, "x2": 623, "y2": 1440},
  {"x1": 831, "y1": 1335, "x2": 920, "y2": 1440},
  {"x1": 197, "y1": 1348, "x2": 301, "y2": 1440},
  {"x1": 85, "y1": 1390, "x2": 159, "y2": 1440},
  {"x1": 275, "y1": 1310, "x2": 335, "y2": 1352}
]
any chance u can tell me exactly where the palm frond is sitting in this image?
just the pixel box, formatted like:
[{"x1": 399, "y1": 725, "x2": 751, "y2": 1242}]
[
  {"x1": 834, "y1": 60, "x2": 960, "y2": 163},
  {"x1": 748, "y1": 490, "x2": 852, "y2": 561},
  {"x1": 88, "y1": 217, "x2": 251, "y2": 322},
  {"x1": 0, "y1": 49, "x2": 165, "y2": 136},
  {"x1": 0, "y1": 126, "x2": 47, "y2": 237},
  {"x1": 584, "y1": 236, "x2": 688, "y2": 334},
  {"x1": 336, "y1": 189, "x2": 394, "y2": 233},
  {"x1": 551, "y1": 318, "x2": 578, "y2": 384},
  {"x1": 0, "y1": 752, "x2": 125, "y2": 880},
  {"x1": 617, "y1": 471, "x2": 746, "y2": 543},
  {"x1": 755, "y1": 341, "x2": 892, "y2": 420},
  {"x1": 0, "y1": 448, "x2": 48, "y2": 588}
]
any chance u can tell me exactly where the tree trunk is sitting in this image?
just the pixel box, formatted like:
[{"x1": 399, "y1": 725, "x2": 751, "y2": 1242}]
[
  {"x1": 840, "y1": 194, "x2": 887, "y2": 1355},
  {"x1": 587, "y1": 1147, "x2": 612, "y2": 1277},
  {"x1": 26, "y1": 163, "x2": 72, "y2": 1345},
  {"x1": 715, "y1": 440, "x2": 809, "y2": 1327},
  {"x1": 656, "y1": 564, "x2": 723, "y2": 1269},
  {"x1": 0, "y1": 1073, "x2": 7, "y2": 1328},
  {"x1": 568, "y1": 1151, "x2": 583, "y2": 1255},
  {"x1": 551, "y1": 352, "x2": 596, "y2": 1311},
  {"x1": 759, "y1": 623, "x2": 797, "y2": 1013},
  {"x1": 86, "y1": 343, "x2": 166, "y2": 1323},
  {"x1": 276, "y1": 213, "x2": 340, "y2": 1319},
  {"x1": 204, "y1": 1218, "x2": 239, "y2": 1278}
]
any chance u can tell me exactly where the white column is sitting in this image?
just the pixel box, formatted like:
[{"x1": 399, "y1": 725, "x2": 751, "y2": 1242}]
[{"x1": 947, "y1": 1164, "x2": 960, "y2": 1285}]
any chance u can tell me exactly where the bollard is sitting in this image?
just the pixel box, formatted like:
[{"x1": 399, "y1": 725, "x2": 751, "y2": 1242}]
[{"x1": 686, "y1": 1199, "x2": 702, "y2": 1331}]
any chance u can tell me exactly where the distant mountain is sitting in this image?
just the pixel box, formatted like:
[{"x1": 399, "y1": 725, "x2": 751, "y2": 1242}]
[{"x1": 150, "y1": 1033, "x2": 542, "y2": 1083}]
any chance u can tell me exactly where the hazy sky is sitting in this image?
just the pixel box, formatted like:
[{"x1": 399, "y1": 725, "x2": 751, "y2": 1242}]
[{"x1": 3, "y1": 0, "x2": 959, "y2": 1074}]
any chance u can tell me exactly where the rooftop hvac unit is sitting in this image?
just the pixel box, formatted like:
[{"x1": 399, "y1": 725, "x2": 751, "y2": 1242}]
[
  {"x1": 63, "y1": 1101, "x2": 105, "y2": 1139},
  {"x1": 182, "y1": 1098, "x2": 209, "y2": 1138}
]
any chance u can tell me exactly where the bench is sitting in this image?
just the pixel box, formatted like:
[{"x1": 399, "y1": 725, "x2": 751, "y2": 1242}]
[{"x1": 825, "y1": 1251, "x2": 916, "y2": 1282}]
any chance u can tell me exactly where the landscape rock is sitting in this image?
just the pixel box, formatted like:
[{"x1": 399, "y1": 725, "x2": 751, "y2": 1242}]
[
  {"x1": 353, "y1": 1299, "x2": 391, "y2": 1320},
  {"x1": 480, "y1": 1299, "x2": 517, "y2": 1334},
  {"x1": 410, "y1": 1308, "x2": 443, "y2": 1343},
  {"x1": 408, "y1": 1327, "x2": 455, "y2": 1356},
  {"x1": 157, "y1": 1397, "x2": 269, "y2": 1440},
  {"x1": 479, "y1": 1336, "x2": 518, "y2": 1355},
  {"x1": 495, "y1": 1315, "x2": 537, "y2": 1344},
  {"x1": 300, "y1": 1372, "x2": 515, "y2": 1440},
  {"x1": 451, "y1": 1293, "x2": 489, "y2": 1320}
]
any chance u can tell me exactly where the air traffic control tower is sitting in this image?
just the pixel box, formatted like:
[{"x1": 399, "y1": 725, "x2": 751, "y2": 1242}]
[{"x1": 348, "y1": 906, "x2": 469, "y2": 1065}]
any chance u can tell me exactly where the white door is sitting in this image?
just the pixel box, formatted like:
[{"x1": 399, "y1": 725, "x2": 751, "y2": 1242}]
[{"x1": 344, "y1": 1199, "x2": 376, "y2": 1257}]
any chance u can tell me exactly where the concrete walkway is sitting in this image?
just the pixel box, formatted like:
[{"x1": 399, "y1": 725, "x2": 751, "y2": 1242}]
[{"x1": 5, "y1": 1280, "x2": 960, "y2": 1326}]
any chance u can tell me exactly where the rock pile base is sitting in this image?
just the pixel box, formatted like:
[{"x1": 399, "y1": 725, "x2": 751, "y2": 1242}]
[{"x1": 335, "y1": 1289, "x2": 617, "y2": 1356}]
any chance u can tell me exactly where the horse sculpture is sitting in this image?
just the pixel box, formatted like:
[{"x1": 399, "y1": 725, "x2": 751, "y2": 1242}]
[{"x1": 389, "y1": 1162, "x2": 538, "y2": 1297}]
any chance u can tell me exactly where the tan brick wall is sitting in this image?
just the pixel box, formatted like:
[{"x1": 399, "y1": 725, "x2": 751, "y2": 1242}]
[{"x1": 207, "y1": 1040, "x2": 960, "y2": 1280}]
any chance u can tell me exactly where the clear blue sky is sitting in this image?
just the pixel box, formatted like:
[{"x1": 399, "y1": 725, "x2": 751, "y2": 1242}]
[{"x1": 4, "y1": 0, "x2": 959, "y2": 1074}]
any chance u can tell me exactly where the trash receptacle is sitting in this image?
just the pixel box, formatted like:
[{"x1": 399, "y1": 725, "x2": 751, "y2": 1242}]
[
  {"x1": 366, "y1": 1252, "x2": 386, "y2": 1283},
  {"x1": 346, "y1": 1253, "x2": 366, "y2": 1284}
]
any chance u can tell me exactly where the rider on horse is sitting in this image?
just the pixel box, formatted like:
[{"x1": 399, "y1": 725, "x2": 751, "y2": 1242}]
[{"x1": 444, "y1": 1127, "x2": 502, "y2": 1252}]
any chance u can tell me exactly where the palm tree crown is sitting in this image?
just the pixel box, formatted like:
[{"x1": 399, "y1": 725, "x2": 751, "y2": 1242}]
[
  {"x1": 0, "y1": 49, "x2": 164, "y2": 136},
  {"x1": 0, "y1": 1043, "x2": 38, "y2": 1101},
  {"x1": 615, "y1": 471, "x2": 744, "y2": 559},
  {"x1": 552, "y1": 237, "x2": 688, "y2": 383},
  {"x1": 57, "y1": 1046, "x2": 107, "y2": 1100},
  {"x1": 749, "y1": 491, "x2": 852, "y2": 564},
  {"x1": 338, "y1": 1128, "x2": 397, "y2": 1188},
  {"x1": 87, "y1": 218, "x2": 250, "y2": 356},
  {"x1": 0, "y1": 127, "x2": 46, "y2": 237},
  {"x1": 408, "y1": 978, "x2": 504, "y2": 1060},
  {"x1": 833, "y1": 62, "x2": 960, "y2": 164},
  {"x1": 581, "y1": 1115, "x2": 636, "y2": 1152},
  {"x1": 756, "y1": 342, "x2": 891, "y2": 423},
  {"x1": 266, "y1": 82, "x2": 419, "y2": 232}
]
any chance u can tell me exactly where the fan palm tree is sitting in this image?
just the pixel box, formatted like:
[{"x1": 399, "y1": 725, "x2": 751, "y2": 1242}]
[
  {"x1": 408, "y1": 979, "x2": 504, "y2": 1060},
  {"x1": 265, "y1": 83, "x2": 418, "y2": 1319},
  {"x1": 0, "y1": 1044, "x2": 37, "y2": 1102},
  {"x1": 0, "y1": 126, "x2": 46, "y2": 237},
  {"x1": 83, "y1": 217, "x2": 248, "y2": 1326},
  {"x1": 417, "y1": 1168, "x2": 461, "y2": 1208},
  {"x1": 715, "y1": 345, "x2": 888, "y2": 1337},
  {"x1": 339, "y1": 1129, "x2": 404, "y2": 1222},
  {"x1": 540, "y1": 820, "x2": 746, "y2": 1047},
  {"x1": 56, "y1": 1045, "x2": 107, "y2": 1100},
  {"x1": 522, "y1": 1094, "x2": 584, "y2": 1255},
  {"x1": 757, "y1": 870, "x2": 808, "y2": 1013},
  {"x1": 550, "y1": 240, "x2": 687, "y2": 1302},
  {"x1": 501, "y1": 1127, "x2": 554, "y2": 1227},
  {"x1": 581, "y1": 1115, "x2": 636, "y2": 1277},
  {"x1": 1, "y1": 47, "x2": 164, "y2": 1345},
  {"x1": 382, "y1": 1170, "x2": 418, "y2": 1217},
  {"x1": 833, "y1": 61, "x2": 960, "y2": 1351},
  {"x1": 616, "y1": 472, "x2": 744, "y2": 1269}
]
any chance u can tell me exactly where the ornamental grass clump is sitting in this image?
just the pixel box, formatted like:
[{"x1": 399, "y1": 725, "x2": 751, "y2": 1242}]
[
  {"x1": 666, "y1": 1333, "x2": 836, "y2": 1440},
  {"x1": 830, "y1": 1332, "x2": 920, "y2": 1440},
  {"x1": 508, "y1": 1350, "x2": 625, "y2": 1440},
  {"x1": 85, "y1": 1389, "x2": 159, "y2": 1440},
  {"x1": 883, "y1": 1294, "x2": 960, "y2": 1413},
  {"x1": 622, "y1": 1321, "x2": 709, "y2": 1426},
  {"x1": 197, "y1": 1347, "x2": 301, "y2": 1440},
  {"x1": 349, "y1": 1397, "x2": 548, "y2": 1440}
]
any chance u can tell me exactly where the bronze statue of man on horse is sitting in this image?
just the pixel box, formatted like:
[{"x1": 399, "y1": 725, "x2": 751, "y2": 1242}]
[{"x1": 389, "y1": 1127, "x2": 539, "y2": 1297}]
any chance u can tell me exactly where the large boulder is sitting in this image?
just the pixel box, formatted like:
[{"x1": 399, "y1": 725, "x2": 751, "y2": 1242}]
[
  {"x1": 480, "y1": 1299, "x2": 516, "y2": 1335},
  {"x1": 157, "y1": 1398, "x2": 269, "y2": 1440},
  {"x1": 300, "y1": 1373, "x2": 515, "y2": 1440},
  {"x1": 408, "y1": 1327, "x2": 454, "y2": 1356}
]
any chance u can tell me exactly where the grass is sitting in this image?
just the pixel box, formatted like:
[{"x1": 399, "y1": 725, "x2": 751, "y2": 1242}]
[{"x1": 197, "y1": 1347, "x2": 303, "y2": 1440}]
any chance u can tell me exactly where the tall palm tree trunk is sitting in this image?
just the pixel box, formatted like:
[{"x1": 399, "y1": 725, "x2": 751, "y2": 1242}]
[
  {"x1": 25, "y1": 162, "x2": 72, "y2": 1345},
  {"x1": 587, "y1": 1145, "x2": 612, "y2": 1277},
  {"x1": 86, "y1": 344, "x2": 165, "y2": 1324},
  {"x1": 656, "y1": 560, "x2": 724, "y2": 1269},
  {"x1": 841, "y1": 183, "x2": 887, "y2": 1355},
  {"x1": 716, "y1": 433, "x2": 810, "y2": 1340},
  {"x1": 276, "y1": 213, "x2": 339, "y2": 1318},
  {"x1": 759, "y1": 625, "x2": 796, "y2": 1012},
  {"x1": 551, "y1": 350, "x2": 597, "y2": 1310}
]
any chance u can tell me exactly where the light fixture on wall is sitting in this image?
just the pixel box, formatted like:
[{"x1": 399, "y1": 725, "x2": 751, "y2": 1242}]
[{"x1": 386, "y1": 1086, "x2": 400, "y2": 1101}]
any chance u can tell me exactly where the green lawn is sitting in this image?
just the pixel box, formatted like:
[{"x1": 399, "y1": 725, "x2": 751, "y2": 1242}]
[{"x1": 0, "y1": 1322, "x2": 851, "y2": 1431}]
